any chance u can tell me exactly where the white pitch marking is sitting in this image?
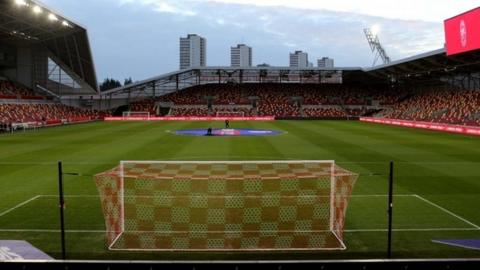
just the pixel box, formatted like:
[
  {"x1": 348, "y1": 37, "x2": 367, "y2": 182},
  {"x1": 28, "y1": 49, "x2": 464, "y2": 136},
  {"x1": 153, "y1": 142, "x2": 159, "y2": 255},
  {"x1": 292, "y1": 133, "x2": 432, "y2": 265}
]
[
  {"x1": 0, "y1": 228, "x2": 478, "y2": 233},
  {"x1": 39, "y1": 194, "x2": 100, "y2": 198},
  {"x1": 344, "y1": 228, "x2": 480, "y2": 232},
  {"x1": 0, "y1": 195, "x2": 41, "y2": 218},
  {"x1": 3, "y1": 194, "x2": 476, "y2": 233},
  {"x1": 414, "y1": 194, "x2": 480, "y2": 229}
]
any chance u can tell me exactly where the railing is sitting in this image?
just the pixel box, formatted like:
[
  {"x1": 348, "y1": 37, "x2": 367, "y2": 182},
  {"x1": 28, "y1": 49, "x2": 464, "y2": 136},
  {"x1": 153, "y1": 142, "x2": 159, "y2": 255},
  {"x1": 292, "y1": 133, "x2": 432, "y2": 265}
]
[{"x1": 1, "y1": 259, "x2": 480, "y2": 270}]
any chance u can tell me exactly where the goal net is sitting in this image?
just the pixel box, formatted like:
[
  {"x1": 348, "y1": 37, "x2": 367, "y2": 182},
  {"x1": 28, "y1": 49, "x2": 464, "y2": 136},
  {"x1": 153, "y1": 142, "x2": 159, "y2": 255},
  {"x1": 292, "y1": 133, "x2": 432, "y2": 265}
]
[
  {"x1": 216, "y1": 111, "x2": 245, "y2": 117},
  {"x1": 94, "y1": 160, "x2": 358, "y2": 251},
  {"x1": 122, "y1": 111, "x2": 150, "y2": 120}
]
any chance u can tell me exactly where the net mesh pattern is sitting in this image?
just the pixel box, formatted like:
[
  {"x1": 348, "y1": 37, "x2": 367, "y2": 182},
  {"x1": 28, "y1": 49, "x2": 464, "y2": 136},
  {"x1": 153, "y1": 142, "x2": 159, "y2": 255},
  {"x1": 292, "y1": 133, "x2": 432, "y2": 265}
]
[{"x1": 95, "y1": 161, "x2": 358, "y2": 251}]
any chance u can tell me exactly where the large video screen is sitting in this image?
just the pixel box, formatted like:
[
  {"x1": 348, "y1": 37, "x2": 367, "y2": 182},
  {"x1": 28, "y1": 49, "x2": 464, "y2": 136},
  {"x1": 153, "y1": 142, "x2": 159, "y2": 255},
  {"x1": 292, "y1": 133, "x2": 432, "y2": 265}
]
[{"x1": 444, "y1": 7, "x2": 480, "y2": 56}]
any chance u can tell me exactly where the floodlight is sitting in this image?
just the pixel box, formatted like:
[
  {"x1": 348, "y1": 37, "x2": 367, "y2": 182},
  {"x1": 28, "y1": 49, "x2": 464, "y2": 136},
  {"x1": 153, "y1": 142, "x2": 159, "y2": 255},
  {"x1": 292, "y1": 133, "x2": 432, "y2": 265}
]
[
  {"x1": 14, "y1": 0, "x2": 28, "y2": 6},
  {"x1": 62, "y1": 20, "x2": 70, "y2": 27},
  {"x1": 48, "y1": 13, "x2": 58, "y2": 21},
  {"x1": 371, "y1": 25, "x2": 381, "y2": 36},
  {"x1": 32, "y1": 5, "x2": 42, "y2": 14}
]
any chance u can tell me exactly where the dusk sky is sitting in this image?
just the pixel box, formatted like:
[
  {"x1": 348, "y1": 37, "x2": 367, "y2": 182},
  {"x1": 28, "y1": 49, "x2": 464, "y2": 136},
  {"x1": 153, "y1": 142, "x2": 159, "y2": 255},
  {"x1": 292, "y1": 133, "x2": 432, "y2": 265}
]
[{"x1": 40, "y1": 0, "x2": 479, "y2": 83}]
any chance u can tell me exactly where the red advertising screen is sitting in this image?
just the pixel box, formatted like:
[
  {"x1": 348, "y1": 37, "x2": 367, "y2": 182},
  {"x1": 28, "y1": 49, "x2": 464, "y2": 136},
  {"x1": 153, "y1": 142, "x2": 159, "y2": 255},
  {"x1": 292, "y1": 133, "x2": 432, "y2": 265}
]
[{"x1": 445, "y1": 7, "x2": 480, "y2": 56}]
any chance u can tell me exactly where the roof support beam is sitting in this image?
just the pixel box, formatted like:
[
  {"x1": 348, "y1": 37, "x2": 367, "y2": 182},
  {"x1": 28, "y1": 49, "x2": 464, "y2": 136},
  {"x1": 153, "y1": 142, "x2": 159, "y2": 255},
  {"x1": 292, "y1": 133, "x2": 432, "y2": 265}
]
[
  {"x1": 72, "y1": 35, "x2": 86, "y2": 80},
  {"x1": 63, "y1": 36, "x2": 75, "y2": 77}
]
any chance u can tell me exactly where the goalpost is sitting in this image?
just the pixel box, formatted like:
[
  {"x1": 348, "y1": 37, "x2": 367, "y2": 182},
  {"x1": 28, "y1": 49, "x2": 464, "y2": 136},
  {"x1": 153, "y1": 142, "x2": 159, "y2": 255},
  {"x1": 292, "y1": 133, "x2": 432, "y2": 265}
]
[
  {"x1": 94, "y1": 160, "x2": 358, "y2": 251},
  {"x1": 122, "y1": 111, "x2": 150, "y2": 120},
  {"x1": 216, "y1": 111, "x2": 245, "y2": 117}
]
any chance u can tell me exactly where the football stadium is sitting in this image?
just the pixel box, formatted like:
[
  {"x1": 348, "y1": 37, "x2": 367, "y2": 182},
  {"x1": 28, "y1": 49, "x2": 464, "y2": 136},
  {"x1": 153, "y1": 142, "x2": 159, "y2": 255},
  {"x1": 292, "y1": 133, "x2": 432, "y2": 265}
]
[{"x1": 1, "y1": 0, "x2": 480, "y2": 269}]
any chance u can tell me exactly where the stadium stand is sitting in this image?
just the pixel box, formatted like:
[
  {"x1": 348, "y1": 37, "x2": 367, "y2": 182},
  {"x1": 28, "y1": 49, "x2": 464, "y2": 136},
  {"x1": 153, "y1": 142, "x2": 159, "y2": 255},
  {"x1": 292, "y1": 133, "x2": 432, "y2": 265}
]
[
  {"x1": 303, "y1": 107, "x2": 347, "y2": 118},
  {"x1": 379, "y1": 89, "x2": 480, "y2": 126},
  {"x1": 129, "y1": 98, "x2": 156, "y2": 114},
  {"x1": 170, "y1": 107, "x2": 210, "y2": 116},
  {"x1": 137, "y1": 84, "x2": 478, "y2": 126},
  {"x1": 0, "y1": 103, "x2": 102, "y2": 125},
  {"x1": 0, "y1": 80, "x2": 103, "y2": 129},
  {"x1": 126, "y1": 85, "x2": 480, "y2": 126},
  {"x1": 136, "y1": 83, "x2": 402, "y2": 118},
  {"x1": 0, "y1": 80, "x2": 45, "y2": 100}
]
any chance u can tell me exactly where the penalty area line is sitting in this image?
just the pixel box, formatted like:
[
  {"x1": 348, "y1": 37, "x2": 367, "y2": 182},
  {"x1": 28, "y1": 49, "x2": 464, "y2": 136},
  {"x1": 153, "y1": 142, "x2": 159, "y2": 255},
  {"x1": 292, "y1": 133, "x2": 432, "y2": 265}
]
[
  {"x1": 414, "y1": 194, "x2": 480, "y2": 229},
  {"x1": 344, "y1": 228, "x2": 480, "y2": 233},
  {"x1": 0, "y1": 195, "x2": 41, "y2": 218}
]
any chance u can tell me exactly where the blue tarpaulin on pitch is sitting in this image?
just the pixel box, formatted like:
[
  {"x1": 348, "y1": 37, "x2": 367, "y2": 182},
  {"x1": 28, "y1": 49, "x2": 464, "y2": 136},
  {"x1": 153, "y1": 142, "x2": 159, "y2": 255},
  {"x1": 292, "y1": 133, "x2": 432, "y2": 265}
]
[
  {"x1": 0, "y1": 240, "x2": 53, "y2": 261},
  {"x1": 432, "y1": 239, "x2": 480, "y2": 250},
  {"x1": 175, "y1": 128, "x2": 282, "y2": 137}
]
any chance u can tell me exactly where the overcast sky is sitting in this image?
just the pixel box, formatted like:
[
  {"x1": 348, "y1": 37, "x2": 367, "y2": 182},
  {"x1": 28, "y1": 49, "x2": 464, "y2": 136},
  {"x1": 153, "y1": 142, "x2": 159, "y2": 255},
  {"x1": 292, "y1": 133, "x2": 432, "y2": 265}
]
[{"x1": 40, "y1": 0, "x2": 479, "y2": 83}]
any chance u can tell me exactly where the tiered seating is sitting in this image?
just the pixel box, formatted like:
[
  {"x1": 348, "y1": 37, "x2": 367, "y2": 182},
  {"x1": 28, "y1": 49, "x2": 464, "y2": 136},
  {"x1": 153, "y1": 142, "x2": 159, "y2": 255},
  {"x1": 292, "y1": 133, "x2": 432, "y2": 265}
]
[
  {"x1": 303, "y1": 108, "x2": 346, "y2": 118},
  {"x1": 170, "y1": 107, "x2": 209, "y2": 116},
  {"x1": 345, "y1": 108, "x2": 377, "y2": 117},
  {"x1": 0, "y1": 103, "x2": 101, "y2": 124},
  {"x1": 158, "y1": 86, "x2": 209, "y2": 105},
  {"x1": 150, "y1": 84, "x2": 394, "y2": 117},
  {"x1": 258, "y1": 103, "x2": 300, "y2": 117},
  {"x1": 0, "y1": 80, "x2": 43, "y2": 99},
  {"x1": 129, "y1": 99, "x2": 156, "y2": 114},
  {"x1": 215, "y1": 86, "x2": 249, "y2": 105},
  {"x1": 128, "y1": 84, "x2": 408, "y2": 118},
  {"x1": 381, "y1": 89, "x2": 480, "y2": 126},
  {"x1": 0, "y1": 79, "x2": 106, "y2": 127},
  {"x1": 212, "y1": 107, "x2": 255, "y2": 116},
  {"x1": 158, "y1": 84, "x2": 397, "y2": 105}
]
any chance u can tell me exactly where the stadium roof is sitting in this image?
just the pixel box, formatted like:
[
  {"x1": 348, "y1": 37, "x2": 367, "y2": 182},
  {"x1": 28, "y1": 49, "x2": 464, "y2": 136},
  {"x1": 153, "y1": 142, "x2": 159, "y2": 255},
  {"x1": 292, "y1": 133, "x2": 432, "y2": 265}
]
[
  {"x1": 366, "y1": 48, "x2": 480, "y2": 79},
  {"x1": 0, "y1": 0, "x2": 98, "y2": 94},
  {"x1": 102, "y1": 46, "x2": 480, "y2": 99},
  {"x1": 101, "y1": 66, "x2": 361, "y2": 98}
]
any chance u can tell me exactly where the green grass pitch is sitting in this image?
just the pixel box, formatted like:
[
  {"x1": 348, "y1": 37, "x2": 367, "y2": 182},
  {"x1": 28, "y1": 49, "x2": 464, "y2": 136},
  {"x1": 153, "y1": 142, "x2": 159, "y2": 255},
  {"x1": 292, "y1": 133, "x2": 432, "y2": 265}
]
[{"x1": 0, "y1": 120, "x2": 479, "y2": 260}]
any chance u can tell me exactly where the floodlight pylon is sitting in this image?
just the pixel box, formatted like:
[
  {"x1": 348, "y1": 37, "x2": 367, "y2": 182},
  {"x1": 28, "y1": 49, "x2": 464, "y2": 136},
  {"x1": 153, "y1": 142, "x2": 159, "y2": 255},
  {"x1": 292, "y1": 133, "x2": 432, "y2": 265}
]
[{"x1": 364, "y1": 28, "x2": 391, "y2": 67}]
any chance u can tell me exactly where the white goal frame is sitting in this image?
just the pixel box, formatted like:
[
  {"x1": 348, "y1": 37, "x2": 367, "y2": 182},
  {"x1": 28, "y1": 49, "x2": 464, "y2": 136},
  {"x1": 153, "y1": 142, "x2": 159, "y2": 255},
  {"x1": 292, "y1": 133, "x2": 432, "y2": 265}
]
[
  {"x1": 95, "y1": 160, "x2": 358, "y2": 251},
  {"x1": 122, "y1": 111, "x2": 150, "y2": 120},
  {"x1": 108, "y1": 160, "x2": 347, "y2": 251}
]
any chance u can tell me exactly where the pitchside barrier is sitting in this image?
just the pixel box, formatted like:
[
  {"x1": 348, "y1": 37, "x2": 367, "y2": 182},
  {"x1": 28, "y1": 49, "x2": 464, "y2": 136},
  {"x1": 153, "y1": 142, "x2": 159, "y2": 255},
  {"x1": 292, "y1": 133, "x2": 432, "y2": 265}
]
[
  {"x1": 360, "y1": 117, "x2": 480, "y2": 136},
  {"x1": 106, "y1": 116, "x2": 275, "y2": 121},
  {"x1": 216, "y1": 111, "x2": 245, "y2": 118},
  {"x1": 94, "y1": 161, "x2": 358, "y2": 251},
  {"x1": 3, "y1": 259, "x2": 480, "y2": 270}
]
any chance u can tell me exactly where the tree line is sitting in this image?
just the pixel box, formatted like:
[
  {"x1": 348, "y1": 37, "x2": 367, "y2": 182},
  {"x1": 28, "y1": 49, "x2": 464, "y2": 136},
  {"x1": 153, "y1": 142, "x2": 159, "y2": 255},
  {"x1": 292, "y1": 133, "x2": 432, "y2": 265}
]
[{"x1": 99, "y1": 77, "x2": 133, "y2": 92}]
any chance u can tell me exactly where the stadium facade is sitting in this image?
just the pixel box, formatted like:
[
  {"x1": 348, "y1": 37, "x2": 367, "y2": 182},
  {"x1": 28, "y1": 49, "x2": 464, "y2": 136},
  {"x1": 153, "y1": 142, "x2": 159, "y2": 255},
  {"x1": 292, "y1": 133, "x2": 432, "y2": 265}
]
[
  {"x1": 95, "y1": 47, "x2": 480, "y2": 111},
  {"x1": 0, "y1": 0, "x2": 97, "y2": 96},
  {"x1": 1, "y1": 1, "x2": 480, "y2": 118}
]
